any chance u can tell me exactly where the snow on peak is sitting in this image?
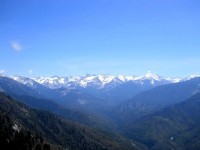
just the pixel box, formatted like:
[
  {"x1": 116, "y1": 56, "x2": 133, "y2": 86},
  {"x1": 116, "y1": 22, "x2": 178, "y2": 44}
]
[
  {"x1": 185, "y1": 74, "x2": 200, "y2": 81},
  {"x1": 163, "y1": 77, "x2": 182, "y2": 83},
  {"x1": 31, "y1": 76, "x2": 68, "y2": 88},
  {"x1": 5, "y1": 73, "x2": 200, "y2": 90},
  {"x1": 11, "y1": 76, "x2": 37, "y2": 88},
  {"x1": 117, "y1": 75, "x2": 126, "y2": 82},
  {"x1": 8, "y1": 73, "x2": 187, "y2": 89},
  {"x1": 133, "y1": 72, "x2": 162, "y2": 83},
  {"x1": 143, "y1": 71, "x2": 162, "y2": 81}
]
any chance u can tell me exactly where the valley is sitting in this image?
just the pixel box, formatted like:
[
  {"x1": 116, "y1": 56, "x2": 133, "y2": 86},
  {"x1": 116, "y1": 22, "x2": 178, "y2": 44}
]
[{"x1": 1, "y1": 73, "x2": 200, "y2": 149}]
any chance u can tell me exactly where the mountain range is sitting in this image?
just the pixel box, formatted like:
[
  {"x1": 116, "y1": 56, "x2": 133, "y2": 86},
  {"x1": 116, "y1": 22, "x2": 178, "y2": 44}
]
[
  {"x1": 0, "y1": 72, "x2": 183, "y2": 106},
  {"x1": 10, "y1": 72, "x2": 182, "y2": 89},
  {"x1": 1, "y1": 72, "x2": 200, "y2": 149}
]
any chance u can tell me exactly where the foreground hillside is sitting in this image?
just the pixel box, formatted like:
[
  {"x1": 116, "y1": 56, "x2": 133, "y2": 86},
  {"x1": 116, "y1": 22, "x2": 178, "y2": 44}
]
[{"x1": 0, "y1": 92, "x2": 141, "y2": 150}]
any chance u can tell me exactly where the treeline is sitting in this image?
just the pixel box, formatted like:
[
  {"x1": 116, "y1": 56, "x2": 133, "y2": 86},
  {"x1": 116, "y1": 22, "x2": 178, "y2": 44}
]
[
  {"x1": 0, "y1": 92, "x2": 138, "y2": 150},
  {"x1": 0, "y1": 111, "x2": 52, "y2": 150}
]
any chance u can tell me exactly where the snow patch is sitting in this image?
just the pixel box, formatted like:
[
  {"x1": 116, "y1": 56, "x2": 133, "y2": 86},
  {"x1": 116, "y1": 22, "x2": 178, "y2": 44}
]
[{"x1": 13, "y1": 124, "x2": 20, "y2": 132}]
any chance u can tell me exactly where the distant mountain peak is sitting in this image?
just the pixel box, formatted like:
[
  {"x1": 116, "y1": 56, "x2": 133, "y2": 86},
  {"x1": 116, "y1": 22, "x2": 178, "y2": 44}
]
[
  {"x1": 132, "y1": 72, "x2": 162, "y2": 83},
  {"x1": 3, "y1": 73, "x2": 199, "y2": 89},
  {"x1": 186, "y1": 74, "x2": 200, "y2": 80},
  {"x1": 143, "y1": 71, "x2": 161, "y2": 80},
  {"x1": 27, "y1": 74, "x2": 181, "y2": 89}
]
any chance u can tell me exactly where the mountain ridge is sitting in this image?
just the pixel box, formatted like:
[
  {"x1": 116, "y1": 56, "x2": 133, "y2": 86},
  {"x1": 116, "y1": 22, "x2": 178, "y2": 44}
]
[
  {"x1": 4, "y1": 72, "x2": 182, "y2": 89},
  {"x1": 122, "y1": 92, "x2": 200, "y2": 149},
  {"x1": 113, "y1": 77, "x2": 200, "y2": 125}
]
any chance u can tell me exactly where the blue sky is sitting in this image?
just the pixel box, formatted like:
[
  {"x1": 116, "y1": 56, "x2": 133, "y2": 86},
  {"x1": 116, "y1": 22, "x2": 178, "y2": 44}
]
[{"x1": 0, "y1": 0, "x2": 200, "y2": 77}]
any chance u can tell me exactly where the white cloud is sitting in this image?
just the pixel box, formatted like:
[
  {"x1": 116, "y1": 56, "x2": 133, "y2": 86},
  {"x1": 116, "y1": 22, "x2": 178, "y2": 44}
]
[
  {"x1": 0, "y1": 70, "x2": 5, "y2": 74},
  {"x1": 11, "y1": 41, "x2": 23, "y2": 51}
]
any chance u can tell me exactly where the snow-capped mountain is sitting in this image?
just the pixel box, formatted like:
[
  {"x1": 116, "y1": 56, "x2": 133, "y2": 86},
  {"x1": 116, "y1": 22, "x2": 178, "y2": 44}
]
[
  {"x1": 10, "y1": 76, "x2": 39, "y2": 89},
  {"x1": 1, "y1": 72, "x2": 185, "y2": 90},
  {"x1": 31, "y1": 76, "x2": 70, "y2": 89},
  {"x1": 1, "y1": 72, "x2": 200, "y2": 113},
  {"x1": 184, "y1": 74, "x2": 200, "y2": 81},
  {"x1": 25, "y1": 72, "x2": 181, "y2": 89}
]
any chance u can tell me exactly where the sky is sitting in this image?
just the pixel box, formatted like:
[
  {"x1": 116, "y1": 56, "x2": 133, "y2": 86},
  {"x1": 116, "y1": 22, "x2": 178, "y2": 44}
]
[{"x1": 0, "y1": 0, "x2": 200, "y2": 77}]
